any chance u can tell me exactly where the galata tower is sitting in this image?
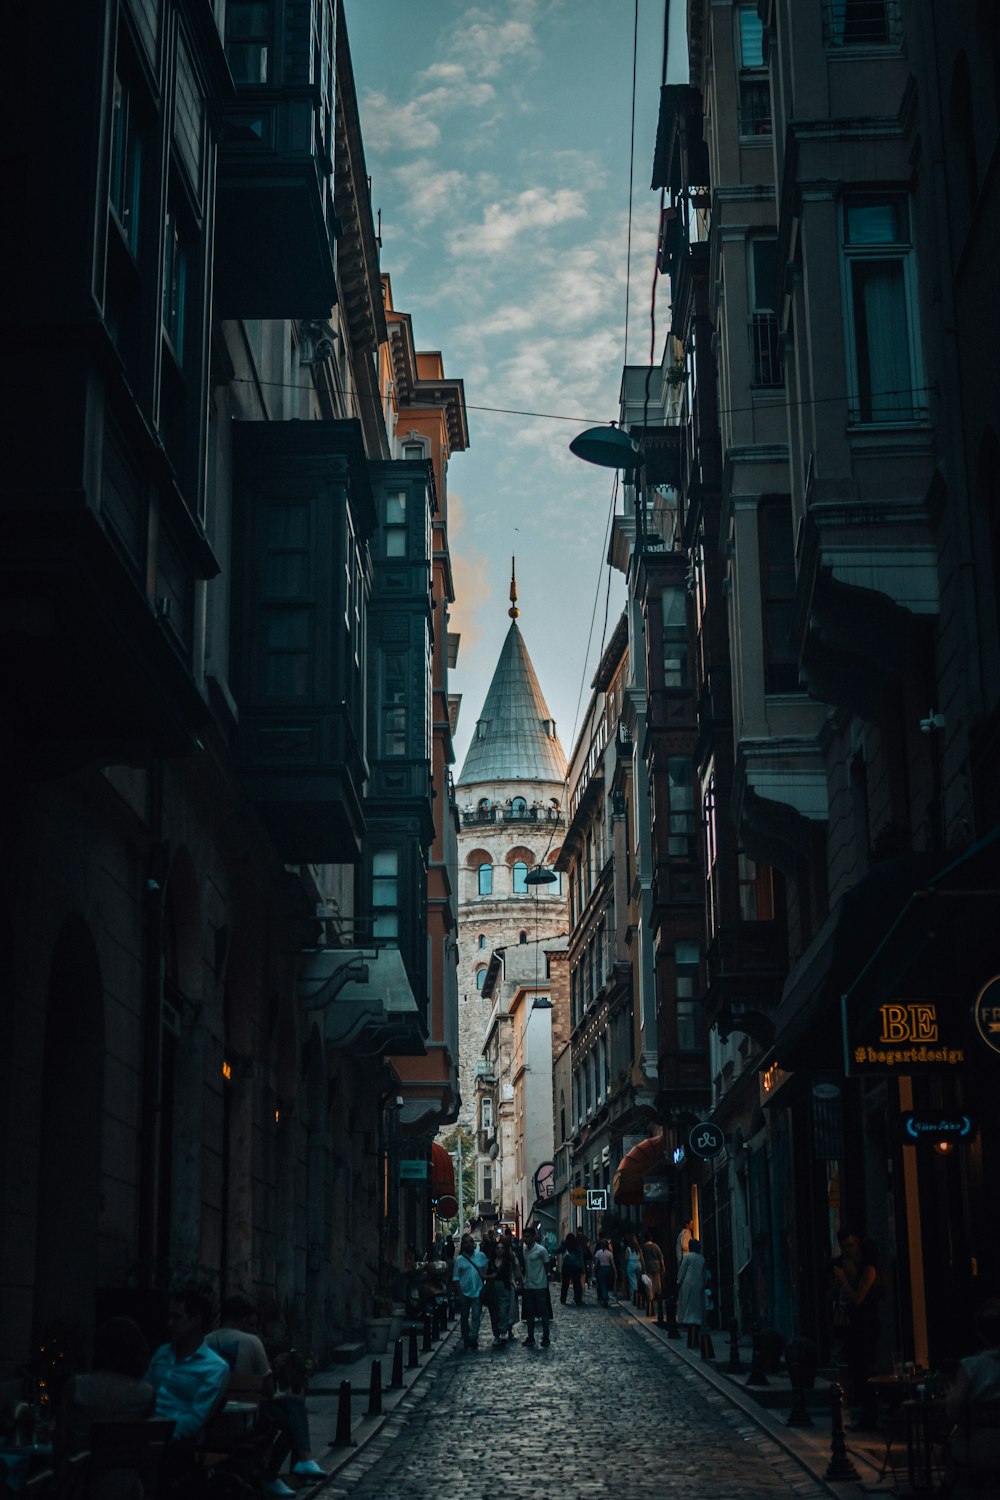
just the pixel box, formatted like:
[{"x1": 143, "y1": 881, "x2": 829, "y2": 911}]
[{"x1": 454, "y1": 565, "x2": 568, "y2": 1133}]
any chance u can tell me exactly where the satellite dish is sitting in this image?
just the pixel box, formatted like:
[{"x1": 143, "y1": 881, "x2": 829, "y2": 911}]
[{"x1": 489, "y1": 1142, "x2": 500, "y2": 1160}]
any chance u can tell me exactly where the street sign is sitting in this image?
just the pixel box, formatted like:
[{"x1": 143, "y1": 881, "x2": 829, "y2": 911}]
[
  {"x1": 399, "y1": 1159, "x2": 428, "y2": 1179},
  {"x1": 687, "y1": 1121, "x2": 726, "y2": 1159},
  {"x1": 587, "y1": 1188, "x2": 608, "y2": 1211},
  {"x1": 570, "y1": 1187, "x2": 587, "y2": 1206}
]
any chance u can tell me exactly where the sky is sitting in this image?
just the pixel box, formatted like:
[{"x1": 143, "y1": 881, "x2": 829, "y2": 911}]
[{"x1": 346, "y1": 0, "x2": 687, "y2": 773}]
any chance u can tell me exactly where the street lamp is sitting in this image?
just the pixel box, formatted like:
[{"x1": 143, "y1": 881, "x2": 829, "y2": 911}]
[{"x1": 569, "y1": 424, "x2": 644, "y2": 470}]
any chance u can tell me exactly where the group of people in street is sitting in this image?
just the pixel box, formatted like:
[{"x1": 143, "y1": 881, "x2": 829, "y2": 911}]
[
  {"x1": 451, "y1": 1226, "x2": 553, "y2": 1351},
  {"x1": 50, "y1": 1288, "x2": 325, "y2": 1497}
]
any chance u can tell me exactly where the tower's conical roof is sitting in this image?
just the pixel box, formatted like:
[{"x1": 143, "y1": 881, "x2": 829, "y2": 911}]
[{"x1": 457, "y1": 621, "x2": 567, "y2": 786}]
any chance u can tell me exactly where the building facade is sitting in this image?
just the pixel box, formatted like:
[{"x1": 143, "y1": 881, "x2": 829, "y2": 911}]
[
  {"x1": 0, "y1": 0, "x2": 465, "y2": 1374},
  {"x1": 633, "y1": 0, "x2": 1000, "y2": 1366}
]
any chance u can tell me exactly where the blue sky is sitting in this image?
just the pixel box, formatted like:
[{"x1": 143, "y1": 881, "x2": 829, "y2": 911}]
[{"x1": 346, "y1": 0, "x2": 685, "y2": 771}]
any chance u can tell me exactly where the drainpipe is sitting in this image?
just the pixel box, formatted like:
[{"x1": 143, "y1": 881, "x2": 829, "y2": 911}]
[{"x1": 138, "y1": 760, "x2": 166, "y2": 1287}]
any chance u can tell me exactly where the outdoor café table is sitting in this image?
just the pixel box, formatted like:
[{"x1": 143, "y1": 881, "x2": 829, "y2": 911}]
[{"x1": 902, "y1": 1396, "x2": 949, "y2": 1494}]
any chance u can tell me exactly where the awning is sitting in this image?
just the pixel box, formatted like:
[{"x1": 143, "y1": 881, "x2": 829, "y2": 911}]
[
  {"x1": 430, "y1": 1141, "x2": 455, "y2": 1197},
  {"x1": 612, "y1": 1135, "x2": 667, "y2": 1206},
  {"x1": 299, "y1": 947, "x2": 425, "y2": 1057}
]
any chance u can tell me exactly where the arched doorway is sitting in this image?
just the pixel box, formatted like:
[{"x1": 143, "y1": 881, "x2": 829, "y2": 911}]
[{"x1": 35, "y1": 916, "x2": 104, "y2": 1339}]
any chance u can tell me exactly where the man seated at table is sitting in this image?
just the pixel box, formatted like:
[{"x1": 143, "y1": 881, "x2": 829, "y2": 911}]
[
  {"x1": 145, "y1": 1287, "x2": 229, "y2": 1444},
  {"x1": 946, "y1": 1297, "x2": 1000, "y2": 1487},
  {"x1": 205, "y1": 1294, "x2": 272, "y2": 1383}
]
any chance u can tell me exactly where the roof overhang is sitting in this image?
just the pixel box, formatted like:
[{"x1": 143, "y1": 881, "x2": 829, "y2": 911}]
[{"x1": 299, "y1": 947, "x2": 425, "y2": 1057}]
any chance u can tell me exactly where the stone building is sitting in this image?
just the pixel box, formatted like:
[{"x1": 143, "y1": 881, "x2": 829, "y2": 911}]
[{"x1": 453, "y1": 573, "x2": 569, "y2": 1216}]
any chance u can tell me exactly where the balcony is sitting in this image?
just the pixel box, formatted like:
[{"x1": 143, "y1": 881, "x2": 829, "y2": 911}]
[
  {"x1": 705, "y1": 923, "x2": 787, "y2": 1046},
  {"x1": 231, "y1": 420, "x2": 374, "y2": 863}
]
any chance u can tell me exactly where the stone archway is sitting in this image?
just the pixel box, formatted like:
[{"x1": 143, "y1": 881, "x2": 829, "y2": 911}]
[{"x1": 34, "y1": 915, "x2": 104, "y2": 1340}]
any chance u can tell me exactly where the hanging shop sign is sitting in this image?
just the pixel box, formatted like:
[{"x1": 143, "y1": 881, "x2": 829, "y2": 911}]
[
  {"x1": 570, "y1": 1187, "x2": 587, "y2": 1206},
  {"x1": 842, "y1": 994, "x2": 965, "y2": 1076},
  {"x1": 687, "y1": 1121, "x2": 726, "y2": 1159},
  {"x1": 587, "y1": 1189, "x2": 608, "y2": 1211},
  {"x1": 901, "y1": 1112, "x2": 974, "y2": 1143},
  {"x1": 973, "y1": 975, "x2": 1000, "y2": 1058},
  {"x1": 435, "y1": 1194, "x2": 459, "y2": 1218}
]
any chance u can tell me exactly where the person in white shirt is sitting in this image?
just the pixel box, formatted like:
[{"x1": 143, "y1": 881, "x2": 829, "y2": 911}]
[
  {"x1": 675, "y1": 1218, "x2": 694, "y2": 1265},
  {"x1": 520, "y1": 1228, "x2": 552, "y2": 1348},
  {"x1": 451, "y1": 1234, "x2": 489, "y2": 1351}
]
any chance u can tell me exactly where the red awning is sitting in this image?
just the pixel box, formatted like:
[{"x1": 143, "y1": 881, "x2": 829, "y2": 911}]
[
  {"x1": 612, "y1": 1135, "x2": 666, "y2": 1206},
  {"x1": 430, "y1": 1141, "x2": 455, "y2": 1197}
]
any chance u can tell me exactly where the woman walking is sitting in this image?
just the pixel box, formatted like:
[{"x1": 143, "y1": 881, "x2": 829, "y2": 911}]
[
  {"x1": 626, "y1": 1233, "x2": 643, "y2": 1302},
  {"x1": 677, "y1": 1236, "x2": 708, "y2": 1337},
  {"x1": 594, "y1": 1240, "x2": 616, "y2": 1306},
  {"x1": 558, "y1": 1232, "x2": 584, "y2": 1306}
]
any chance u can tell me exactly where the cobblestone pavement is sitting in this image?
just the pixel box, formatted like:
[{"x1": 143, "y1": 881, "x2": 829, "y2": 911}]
[{"x1": 319, "y1": 1299, "x2": 833, "y2": 1500}]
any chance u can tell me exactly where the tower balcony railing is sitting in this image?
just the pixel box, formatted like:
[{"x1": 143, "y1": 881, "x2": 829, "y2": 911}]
[{"x1": 461, "y1": 806, "x2": 564, "y2": 828}]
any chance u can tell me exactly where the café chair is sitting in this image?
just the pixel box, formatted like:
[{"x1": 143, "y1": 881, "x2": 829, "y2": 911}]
[{"x1": 945, "y1": 1398, "x2": 1000, "y2": 1497}]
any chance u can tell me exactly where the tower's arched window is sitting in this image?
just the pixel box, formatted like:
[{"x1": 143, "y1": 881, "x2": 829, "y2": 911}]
[
  {"x1": 478, "y1": 862, "x2": 493, "y2": 896},
  {"x1": 512, "y1": 861, "x2": 528, "y2": 895},
  {"x1": 476, "y1": 967, "x2": 487, "y2": 991},
  {"x1": 478, "y1": 797, "x2": 491, "y2": 814},
  {"x1": 519, "y1": 931, "x2": 528, "y2": 944},
  {"x1": 512, "y1": 796, "x2": 527, "y2": 815},
  {"x1": 478, "y1": 933, "x2": 487, "y2": 949}
]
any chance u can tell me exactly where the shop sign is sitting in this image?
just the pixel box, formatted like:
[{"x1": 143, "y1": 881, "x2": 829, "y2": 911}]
[
  {"x1": 570, "y1": 1186, "x2": 587, "y2": 1206},
  {"x1": 672, "y1": 1145, "x2": 686, "y2": 1166},
  {"x1": 587, "y1": 1188, "x2": 608, "y2": 1211},
  {"x1": 399, "y1": 1159, "x2": 428, "y2": 1179},
  {"x1": 843, "y1": 995, "x2": 965, "y2": 1075},
  {"x1": 973, "y1": 975, "x2": 1000, "y2": 1057},
  {"x1": 687, "y1": 1121, "x2": 726, "y2": 1159},
  {"x1": 901, "y1": 1112, "x2": 974, "y2": 1143}
]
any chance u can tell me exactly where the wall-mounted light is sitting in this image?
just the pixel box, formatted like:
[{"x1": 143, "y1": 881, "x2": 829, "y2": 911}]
[{"x1": 932, "y1": 1139, "x2": 955, "y2": 1156}]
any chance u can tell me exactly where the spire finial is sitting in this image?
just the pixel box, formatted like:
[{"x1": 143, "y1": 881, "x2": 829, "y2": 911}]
[{"x1": 508, "y1": 556, "x2": 520, "y2": 620}]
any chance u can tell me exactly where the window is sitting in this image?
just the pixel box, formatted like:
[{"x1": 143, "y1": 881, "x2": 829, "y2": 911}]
[
  {"x1": 478, "y1": 862, "x2": 493, "y2": 896},
  {"x1": 380, "y1": 650, "x2": 408, "y2": 756},
  {"x1": 737, "y1": 5, "x2": 771, "y2": 137},
  {"x1": 519, "y1": 931, "x2": 528, "y2": 944},
  {"x1": 402, "y1": 441, "x2": 425, "y2": 460},
  {"x1": 547, "y1": 868, "x2": 562, "y2": 895},
  {"x1": 162, "y1": 208, "x2": 189, "y2": 364},
  {"x1": 227, "y1": 1, "x2": 271, "y2": 83},
  {"x1": 261, "y1": 505, "x2": 312, "y2": 699},
  {"x1": 478, "y1": 933, "x2": 486, "y2": 949},
  {"x1": 675, "y1": 940, "x2": 701, "y2": 1051},
  {"x1": 661, "y1": 586, "x2": 689, "y2": 686},
  {"x1": 384, "y1": 489, "x2": 407, "y2": 558},
  {"x1": 758, "y1": 500, "x2": 798, "y2": 693},
  {"x1": 843, "y1": 197, "x2": 923, "y2": 423},
  {"x1": 823, "y1": 0, "x2": 901, "y2": 47},
  {"x1": 483, "y1": 1167, "x2": 492, "y2": 1200},
  {"x1": 476, "y1": 967, "x2": 487, "y2": 991},
  {"x1": 704, "y1": 774, "x2": 720, "y2": 939},
  {"x1": 667, "y1": 757, "x2": 696, "y2": 857},
  {"x1": 481, "y1": 1097, "x2": 493, "y2": 1131},
  {"x1": 739, "y1": 851, "x2": 776, "y2": 921},
  {"x1": 511, "y1": 796, "x2": 527, "y2": 816},
  {"x1": 109, "y1": 69, "x2": 143, "y2": 256},
  {"x1": 512, "y1": 861, "x2": 528, "y2": 895},
  {"x1": 749, "y1": 238, "x2": 782, "y2": 387},
  {"x1": 372, "y1": 850, "x2": 399, "y2": 943}
]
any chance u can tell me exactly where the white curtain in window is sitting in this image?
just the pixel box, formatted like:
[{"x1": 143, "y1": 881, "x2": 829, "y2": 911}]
[{"x1": 852, "y1": 261, "x2": 911, "y2": 418}]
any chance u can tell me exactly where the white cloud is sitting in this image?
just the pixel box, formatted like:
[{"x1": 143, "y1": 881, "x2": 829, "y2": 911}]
[
  {"x1": 447, "y1": 187, "x2": 587, "y2": 258},
  {"x1": 393, "y1": 159, "x2": 469, "y2": 228},
  {"x1": 361, "y1": 92, "x2": 442, "y2": 153}
]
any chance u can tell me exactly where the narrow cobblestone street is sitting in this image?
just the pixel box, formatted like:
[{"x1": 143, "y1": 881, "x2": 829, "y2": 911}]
[{"x1": 319, "y1": 1299, "x2": 832, "y2": 1500}]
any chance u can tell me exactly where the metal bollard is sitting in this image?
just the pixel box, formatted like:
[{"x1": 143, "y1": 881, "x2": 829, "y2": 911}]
[
  {"x1": 365, "y1": 1358, "x2": 382, "y2": 1417},
  {"x1": 745, "y1": 1324, "x2": 769, "y2": 1386},
  {"x1": 666, "y1": 1295, "x2": 680, "y2": 1339},
  {"x1": 421, "y1": 1311, "x2": 433, "y2": 1352},
  {"x1": 687, "y1": 1322, "x2": 699, "y2": 1349},
  {"x1": 432, "y1": 1302, "x2": 442, "y2": 1340},
  {"x1": 824, "y1": 1382, "x2": 860, "y2": 1481},
  {"x1": 329, "y1": 1380, "x2": 355, "y2": 1447},
  {"x1": 407, "y1": 1328, "x2": 420, "y2": 1369},
  {"x1": 656, "y1": 1293, "x2": 667, "y2": 1328},
  {"x1": 700, "y1": 1329, "x2": 716, "y2": 1362},
  {"x1": 725, "y1": 1317, "x2": 744, "y2": 1373},
  {"x1": 389, "y1": 1337, "x2": 404, "y2": 1390}
]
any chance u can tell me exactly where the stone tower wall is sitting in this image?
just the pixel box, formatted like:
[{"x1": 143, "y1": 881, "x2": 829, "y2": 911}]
[{"x1": 454, "y1": 776, "x2": 568, "y2": 1132}]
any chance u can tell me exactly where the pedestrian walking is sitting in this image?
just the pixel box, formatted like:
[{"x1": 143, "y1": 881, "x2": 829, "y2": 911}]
[
  {"x1": 626, "y1": 1233, "x2": 643, "y2": 1301},
  {"x1": 485, "y1": 1235, "x2": 521, "y2": 1346},
  {"x1": 451, "y1": 1234, "x2": 489, "y2": 1352},
  {"x1": 558, "y1": 1232, "x2": 584, "y2": 1306},
  {"x1": 594, "y1": 1240, "x2": 616, "y2": 1306},
  {"x1": 580, "y1": 1235, "x2": 594, "y2": 1290},
  {"x1": 520, "y1": 1226, "x2": 551, "y2": 1349},
  {"x1": 641, "y1": 1231, "x2": 666, "y2": 1315},
  {"x1": 676, "y1": 1236, "x2": 707, "y2": 1336}
]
